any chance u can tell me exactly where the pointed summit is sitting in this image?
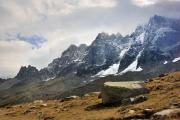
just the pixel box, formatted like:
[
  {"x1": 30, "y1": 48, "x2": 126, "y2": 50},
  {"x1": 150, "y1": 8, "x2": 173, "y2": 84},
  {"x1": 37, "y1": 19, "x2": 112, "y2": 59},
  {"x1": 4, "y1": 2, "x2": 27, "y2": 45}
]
[
  {"x1": 15, "y1": 65, "x2": 40, "y2": 80},
  {"x1": 96, "y1": 32, "x2": 109, "y2": 40},
  {"x1": 148, "y1": 15, "x2": 169, "y2": 27}
]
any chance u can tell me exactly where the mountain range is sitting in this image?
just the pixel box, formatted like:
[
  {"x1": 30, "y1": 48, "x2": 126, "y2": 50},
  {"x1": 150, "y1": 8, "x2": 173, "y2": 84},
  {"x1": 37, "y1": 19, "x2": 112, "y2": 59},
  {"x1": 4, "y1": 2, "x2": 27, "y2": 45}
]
[{"x1": 0, "y1": 15, "x2": 180, "y2": 106}]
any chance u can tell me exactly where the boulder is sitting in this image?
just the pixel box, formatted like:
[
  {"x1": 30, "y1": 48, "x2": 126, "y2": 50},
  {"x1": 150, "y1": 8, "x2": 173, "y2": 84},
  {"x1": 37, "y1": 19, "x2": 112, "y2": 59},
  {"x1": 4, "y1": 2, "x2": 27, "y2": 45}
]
[
  {"x1": 60, "y1": 95, "x2": 80, "y2": 102},
  {"x1": 152, "y1": 108, "x2": 180, "y2": 119},
  {"x1": 101, "y1": 81, "x2": 148, "y2": 104},
  {"x1": 142, "y1": 108, "x2": 155, "y2": 118},
  {"x1": 130, "y1": 95, "x2": 147, "y2": 104},
  {"x1": 33, "y1": 100, "x2": 44, "y2": 104},
  {"x1": 88, "y1": 92, "x2": 101, "y2": 96}
]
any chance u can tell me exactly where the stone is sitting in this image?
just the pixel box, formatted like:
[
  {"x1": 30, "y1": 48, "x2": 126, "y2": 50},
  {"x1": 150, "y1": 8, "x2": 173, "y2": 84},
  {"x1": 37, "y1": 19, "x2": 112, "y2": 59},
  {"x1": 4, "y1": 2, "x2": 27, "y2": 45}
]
[
  {"x1": 23, "y1": 109, "x2": 35, "y2": 115},
  {"x1": 88, "y1": 92, "x2": 101, "y2": 96},
  {"x1": 44, "y1": 116, "x2": 55, "y2": 120},
  {"x1": 84, "y1": 94, "x2": 90, "y2": 97},
  {"x1": 33, "y1": 100, "x2": 44, "y2": 104},
  {"x1": 98, "y1": 93, "x2": 102, "y2": 99},
  {"x1": 121, "y1": 95, "x2": 147, "y2": 105},
  {"x1": 145, "y1": 78, "x2": 153, "y2": 83},
  {"x1": 128, "y1": 110, "x2": 135, "y2": 114},
  {"x1": 158, "y1": 74, "x2": 166, "y2": 77},
  {"x1": 152, "y1": 108, "x2": 180, "y2": 119},
  {"x1": 175, "y1": 78, "x2": 180, "y2": 81},
  {"x1": 142, "y1": 108, "x2": 154, "y2": 118},
  {"x1": 61, "y1": 95, "x2": 80, "y2": 102},
  {"x1": 41, "y1": 103, "x2": 47, "y2": 107},
  {"x1": 101, "y1": 81, "x2": 148, "y2": 104},
  {"x1": 130, "y1": 95, "x2": 147, "y2": 104}
]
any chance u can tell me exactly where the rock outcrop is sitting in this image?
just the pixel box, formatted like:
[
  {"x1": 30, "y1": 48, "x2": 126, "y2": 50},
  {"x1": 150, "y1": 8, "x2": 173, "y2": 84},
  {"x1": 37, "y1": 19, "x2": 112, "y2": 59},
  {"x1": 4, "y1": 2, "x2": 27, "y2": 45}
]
[
  {"x1": 101, "y1": 81, "x2": 148, "y2": 104},
  {"x1": 152, "y1": 108, "x2": 180, "y2": 120}
]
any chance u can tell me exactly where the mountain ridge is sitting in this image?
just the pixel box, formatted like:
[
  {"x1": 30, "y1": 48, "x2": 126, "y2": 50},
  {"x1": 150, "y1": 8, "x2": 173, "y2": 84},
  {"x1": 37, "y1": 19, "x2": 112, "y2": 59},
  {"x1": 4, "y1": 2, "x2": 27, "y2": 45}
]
[
  {"x1": 0, "y1": 15, "x2": 180, "y2": 106},
  {"x1": 9, "y1": 15, "x2": 180, "y2": 80}
]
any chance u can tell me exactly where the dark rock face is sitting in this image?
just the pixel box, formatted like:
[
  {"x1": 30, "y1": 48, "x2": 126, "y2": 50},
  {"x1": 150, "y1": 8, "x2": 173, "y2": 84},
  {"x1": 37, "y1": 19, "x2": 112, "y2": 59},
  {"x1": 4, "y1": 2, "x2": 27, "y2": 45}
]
[
  {"x1": 85, "y1": 33, "x2": 122, "y2": 66},
  {"x1": 137, "y1": 47, "x2": 171, "y2": 67},
  {"x1": 77, "y1": 32, "x2": 127, "y2": 75},
  {"x1": 46, "y1": 44, "x2": 88, "y2": 76},
  {"x1": 0, "y1": 78, "x2": 5, "y2": 84},
  {"x1": 15, "y1": 65, "x2": 41, "y2": 80}
]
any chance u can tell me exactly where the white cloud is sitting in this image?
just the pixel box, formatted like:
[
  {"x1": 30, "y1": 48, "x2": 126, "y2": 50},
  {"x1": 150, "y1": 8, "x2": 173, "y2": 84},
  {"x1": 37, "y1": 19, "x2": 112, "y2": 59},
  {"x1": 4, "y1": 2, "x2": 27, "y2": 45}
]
[
  {"x1": 131, "y1": 0, "x2": 158, "y2": 7},
  {"x1": 0, "y1": 40, "x2": 33, "y2": 78},
  {"x1": 0, "y1": 31, "x2": 64, "y2": 78},
  {"x1": 131, "y1": 0, "x2": 180, "y2": 7}
]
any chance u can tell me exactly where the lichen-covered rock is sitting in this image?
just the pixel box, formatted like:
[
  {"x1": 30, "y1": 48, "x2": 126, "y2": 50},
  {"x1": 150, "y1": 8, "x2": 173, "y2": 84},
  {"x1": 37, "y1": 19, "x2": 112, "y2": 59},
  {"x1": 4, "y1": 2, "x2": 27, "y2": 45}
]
[{"x1": 101, "y1": 81, "x2": 148, "y2": 104}]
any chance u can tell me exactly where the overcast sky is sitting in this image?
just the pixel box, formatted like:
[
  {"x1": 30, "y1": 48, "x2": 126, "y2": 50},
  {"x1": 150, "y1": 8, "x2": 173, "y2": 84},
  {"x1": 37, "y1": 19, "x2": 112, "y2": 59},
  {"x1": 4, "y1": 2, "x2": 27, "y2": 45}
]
[{"x1": 0, "y1": 0, "x2": 180, "y2": 78}]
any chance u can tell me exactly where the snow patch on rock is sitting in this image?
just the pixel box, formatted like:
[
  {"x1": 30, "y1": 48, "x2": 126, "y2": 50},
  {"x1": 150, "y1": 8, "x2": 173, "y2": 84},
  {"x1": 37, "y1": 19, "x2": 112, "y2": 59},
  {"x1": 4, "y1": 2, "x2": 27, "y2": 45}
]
[
  {"x1": 172, "y1": 57, "x2": 180, "y2": 63},
  {"x1": 137, "y1": 32, "x2": 145, "y2": 44},
  {"x1": 43, "y1": 76, "x2": 55, "y2": 82},
  {"x1": 163, "y1": 61, "x2": 168, "y2": 64},
  {"x1": 95, "y1": 47, "x2": 130, "y2": 77},
  {"x1": 95, "y1": 63, "x2": 120, "y2": 77},
  {"x1": 120, "y1": 50, "x2": 143, "y2": 75}
]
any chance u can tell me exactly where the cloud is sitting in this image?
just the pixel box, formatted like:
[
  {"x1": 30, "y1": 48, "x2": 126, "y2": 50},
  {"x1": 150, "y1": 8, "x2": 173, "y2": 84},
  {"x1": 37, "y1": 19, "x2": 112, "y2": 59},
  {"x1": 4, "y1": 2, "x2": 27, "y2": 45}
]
[
  {"x1": 0, "y1": 40, "x2": 33, "y2": 78},
  {"x1": 16, "y1": 33, "x2": 47, "y2": 48},
  {"x1": 131, "y1": 0, "x2": 180, "y2": 7},
  {"x1": 35, "y1": 0, "x2": 118, "y2": 15},
  {"x1": 131, "y1": 0, "x2": 157, "y2": 7}
]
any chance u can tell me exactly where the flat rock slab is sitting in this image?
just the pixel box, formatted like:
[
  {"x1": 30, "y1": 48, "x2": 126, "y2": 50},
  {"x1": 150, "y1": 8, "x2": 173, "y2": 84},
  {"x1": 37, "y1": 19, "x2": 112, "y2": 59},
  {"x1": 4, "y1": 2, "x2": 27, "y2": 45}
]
[
  {"x1": 104, "y1": 81, "x2": 143, "y2": 89},
  {"x1": 101, "y1": 81, "x2": 148, "y2": 104}
]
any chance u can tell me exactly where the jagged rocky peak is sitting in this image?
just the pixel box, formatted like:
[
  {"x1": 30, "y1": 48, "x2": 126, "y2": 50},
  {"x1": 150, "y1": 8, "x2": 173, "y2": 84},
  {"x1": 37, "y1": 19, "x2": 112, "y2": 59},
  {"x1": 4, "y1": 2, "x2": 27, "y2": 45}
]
[
  {"x1": 147, "y1": 15, "x2": 180, "y2": 31},
  {"x1": 148, "y1": 15, "x2": 167, "y2": 25},
  {"x1": 15, "y1": 65, "x2": 40, "y2": 79},
  {"x1": 60, "y1": 44, "x2": 88, "y2": 62},
  {"x1": 62, "y1": 44, "x2": 87, "y2": 57},
  {"x1": 46, "y1": 43, "x2": 88, "y2": 75},
  {"x1": 79, "y1": 43, "x2": 87, "y2": 48},
  {"x1": 95, "y1": 32, "x2": 123, "y2": 41},
  {"x1": 134, "y1": 25, "x2": 145, "y2": 34},
  {"x1": 66, "y1": 44, "x2": 79, "y2": 50},
  {"x1": 96, "y1": 32, "x2": 109, "y2": 40}
]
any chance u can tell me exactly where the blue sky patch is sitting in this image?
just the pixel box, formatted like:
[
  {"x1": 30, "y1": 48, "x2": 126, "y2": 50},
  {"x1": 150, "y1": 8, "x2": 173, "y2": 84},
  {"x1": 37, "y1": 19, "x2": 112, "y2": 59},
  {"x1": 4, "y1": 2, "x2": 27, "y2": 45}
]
[{"x1": 17, "y1": 33, "x2": 47, "y2": 48}]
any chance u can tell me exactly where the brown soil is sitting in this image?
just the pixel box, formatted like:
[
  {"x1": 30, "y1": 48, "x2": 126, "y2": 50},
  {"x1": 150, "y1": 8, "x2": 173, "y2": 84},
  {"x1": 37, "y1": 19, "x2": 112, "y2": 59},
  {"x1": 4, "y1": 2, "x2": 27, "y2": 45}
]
[{"x1": 0, "y1": 71, "x2": 180, "y2": 120}]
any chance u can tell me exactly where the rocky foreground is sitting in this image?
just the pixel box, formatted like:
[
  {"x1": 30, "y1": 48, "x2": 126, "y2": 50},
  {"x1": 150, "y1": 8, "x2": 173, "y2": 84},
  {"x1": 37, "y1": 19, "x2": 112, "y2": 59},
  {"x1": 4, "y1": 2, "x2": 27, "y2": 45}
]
[{"x1": 0, "y1": 71, "x2": 179, "y2": 120}]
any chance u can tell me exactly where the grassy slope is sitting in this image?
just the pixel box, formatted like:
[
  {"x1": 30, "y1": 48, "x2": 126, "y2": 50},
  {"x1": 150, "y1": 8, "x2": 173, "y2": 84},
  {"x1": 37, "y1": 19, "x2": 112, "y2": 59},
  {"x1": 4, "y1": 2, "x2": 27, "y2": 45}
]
[{"x1": 0, "y1": 71, "x2": 179, "y2": 120}]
